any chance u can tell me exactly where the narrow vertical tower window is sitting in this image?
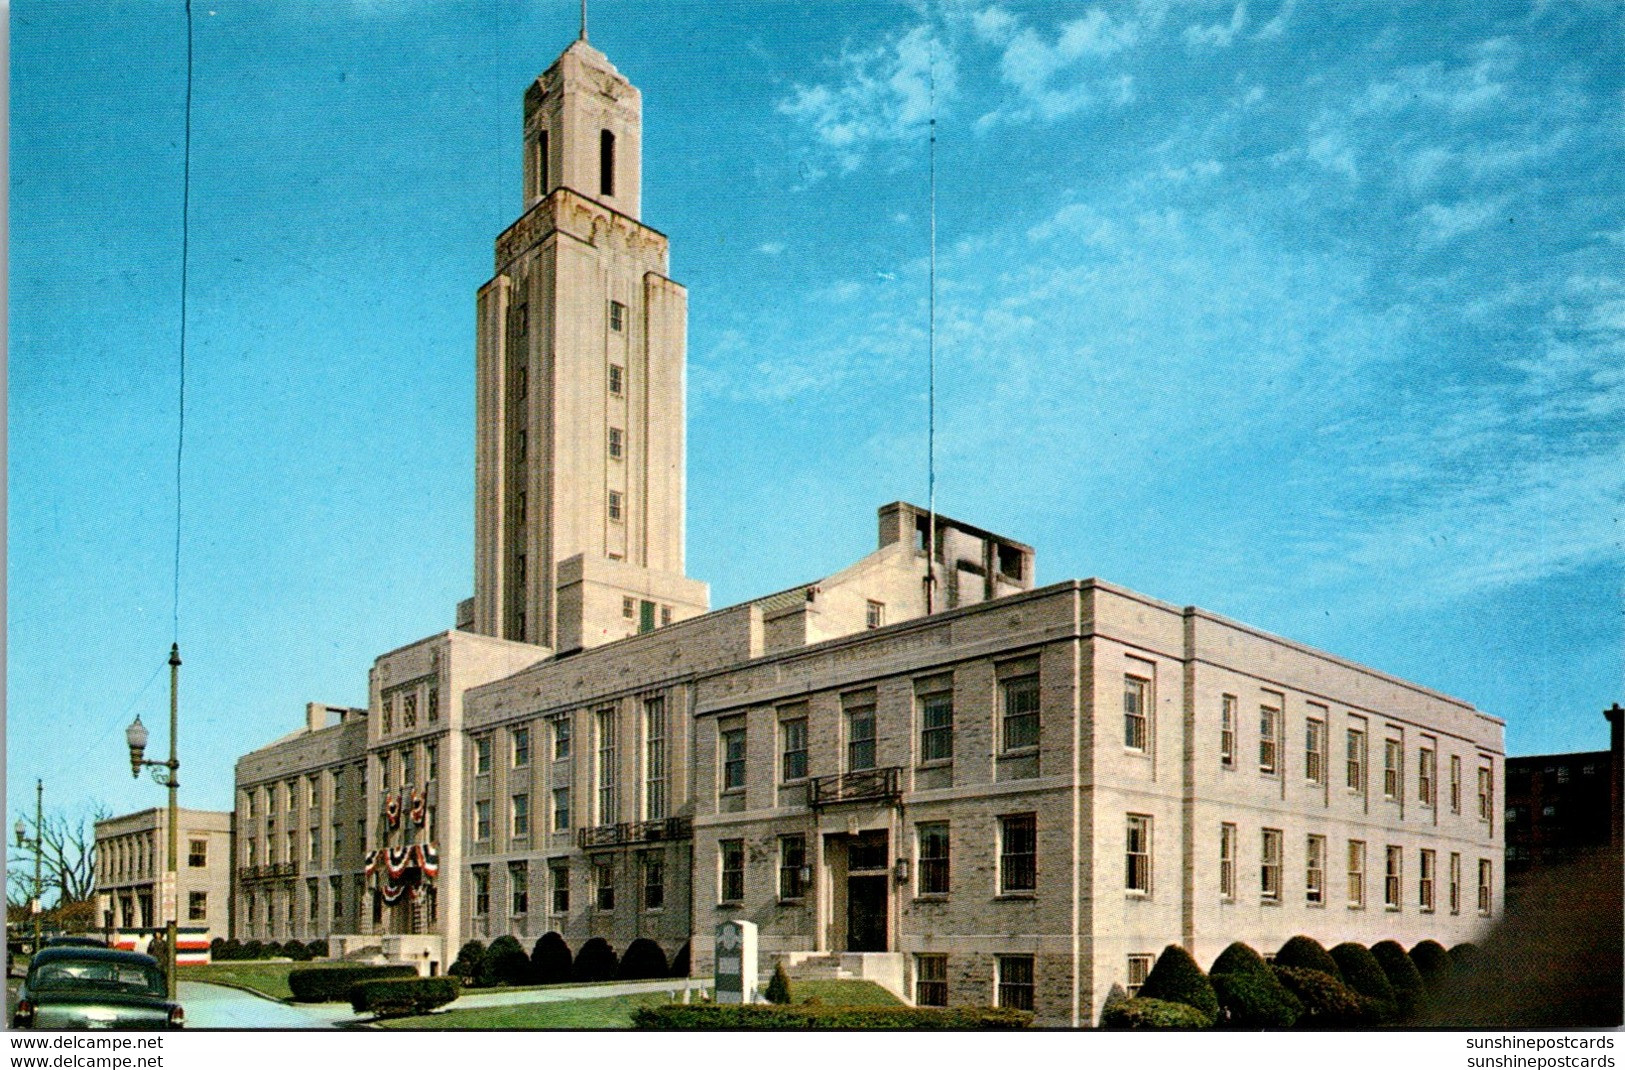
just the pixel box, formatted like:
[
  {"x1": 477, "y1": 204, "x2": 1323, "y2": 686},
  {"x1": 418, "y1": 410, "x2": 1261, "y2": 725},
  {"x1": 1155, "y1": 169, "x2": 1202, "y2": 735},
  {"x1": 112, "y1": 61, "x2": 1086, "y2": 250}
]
[{"x1": 600, "y1": 130, "x2": 616, "y2": 196}]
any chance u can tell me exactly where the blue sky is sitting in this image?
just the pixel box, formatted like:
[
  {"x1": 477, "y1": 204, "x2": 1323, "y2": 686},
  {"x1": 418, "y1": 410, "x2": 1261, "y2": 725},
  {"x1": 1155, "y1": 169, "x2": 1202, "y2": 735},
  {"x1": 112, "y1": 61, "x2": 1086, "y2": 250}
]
[{"x1": 8, "y1": 1, "x2": 1622, "y2": 837}]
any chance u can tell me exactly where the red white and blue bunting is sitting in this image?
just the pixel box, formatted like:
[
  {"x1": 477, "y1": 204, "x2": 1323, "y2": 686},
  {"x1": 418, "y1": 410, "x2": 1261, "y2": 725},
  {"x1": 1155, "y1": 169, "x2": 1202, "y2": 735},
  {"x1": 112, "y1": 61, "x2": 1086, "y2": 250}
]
[
  {"x1": 367, "y1": 843, "x2": 438, "y2": 906},
  {"x1": 385, "y1": 793, "x2": 402, "y2": 830},
  {"x1": 410, "y1": 787, "x2": 426, "y2": 827}
]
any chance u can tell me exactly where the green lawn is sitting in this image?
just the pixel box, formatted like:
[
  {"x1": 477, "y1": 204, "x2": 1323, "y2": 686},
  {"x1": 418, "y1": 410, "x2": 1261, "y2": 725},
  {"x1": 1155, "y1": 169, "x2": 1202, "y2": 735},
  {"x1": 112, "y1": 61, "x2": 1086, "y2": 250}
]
[
  {"x1": 789, "y1": 980, "x2": 903, "y2": 1006},
  {"x1": 378, "y1": 991, "x2": 672, "y2": 1029},
  {"x1": 186, "y1": 962, "x2": 299, "y2": 1001}
]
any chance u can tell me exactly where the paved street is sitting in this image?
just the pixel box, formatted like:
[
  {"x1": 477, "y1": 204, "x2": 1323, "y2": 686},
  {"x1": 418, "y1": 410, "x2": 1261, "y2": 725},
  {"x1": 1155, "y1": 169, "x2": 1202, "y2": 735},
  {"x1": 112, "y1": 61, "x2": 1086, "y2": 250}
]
[{"x1": 177, "y1": 981, "x2": 364, "y2": 1029}]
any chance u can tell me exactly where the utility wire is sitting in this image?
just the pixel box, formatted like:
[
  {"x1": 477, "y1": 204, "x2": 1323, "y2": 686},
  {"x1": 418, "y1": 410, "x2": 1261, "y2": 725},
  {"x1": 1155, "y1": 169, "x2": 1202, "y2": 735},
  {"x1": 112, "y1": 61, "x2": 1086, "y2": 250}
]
[{"x1": 173, "y1": 0, "x2": 194, "y2": 644}]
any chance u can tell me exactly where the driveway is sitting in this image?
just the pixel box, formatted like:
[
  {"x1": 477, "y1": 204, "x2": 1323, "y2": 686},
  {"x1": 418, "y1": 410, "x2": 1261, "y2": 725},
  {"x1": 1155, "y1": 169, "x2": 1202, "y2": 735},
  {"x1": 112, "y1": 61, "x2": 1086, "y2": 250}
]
[
  {"x1": 178, "y1": 981, "x2": 367, "y2": 1029},
  {"x1": 450, "y1": 977, "x2": 711, "y2": 1011}
]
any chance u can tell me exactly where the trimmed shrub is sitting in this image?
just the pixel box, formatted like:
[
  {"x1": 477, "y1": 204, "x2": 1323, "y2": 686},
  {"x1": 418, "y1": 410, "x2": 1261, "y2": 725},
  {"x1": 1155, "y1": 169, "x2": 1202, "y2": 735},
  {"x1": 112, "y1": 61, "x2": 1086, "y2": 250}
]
[
  {"x1": 351, "y1": 976, "x2": 461, "y2": 1018},
  {"x1": 264, "y1": 941, "x2": 285, "y2": 960},
  {"x1": 284, "y1": 940, "x2": 312, "y2": 962},
  {"x1": 288, "y1": 964, "x2": 417, "y2": 1003},
  {"x1": 668, "y1": 941, "x2": 691, "y2": 978},
  {"x1": 765, "y1": 963, "x2": 793, "y2": 1004},
  {"x1": 1138, "y1": 944, "x2": 1218, "y2": 1024},
  {"x1": 633, "y1": 1004, "x2": 1031, "y2": 1029},
  {"x1": 1210, "y1": 941, "x2": 1270, "y2": 978},
  {"x1": 531, "y1": 932, "x2": 573, "y2": 985},
  {"x1": 573, "y1": 937, "x2": 618, "y2": 982},
  {"x1": 306, "y1": 939, "x2": 329, "y2": 959},
  {"x1": 1098, "y1": 983, "x2": 1129, "y2": 1027},
  {"x1": 480, "y1": 935, "x2": 531, "y2": 987},
  {"x1": 1212, "y1": 971, "x2": 1301, "y2": 1030},
  {"x1": 1371, "y1": 940, "x2": 1430, "y2": 1020},
  {"x1": 1330, "y1": 943, "x2": 1398, "y2": 1023},
  {"x1": 220, "y1": 938, "x2": 243, "y2": 961},
  {"x1": 449, "y1": 940, "x2": 486, "y2": 984},
  {"x1": 210, "y1": 937, "x2": 227, "y2": 961},
  {"x1": 1410, "y1": 940, "x2": 1452, "y2": 994},
  {"x1": 1101, "y1": 997, "x2": 1213, "y2": 1030},
  {"x1": 1271, "y1": 965, "x2": 1366, "y2": 1027},
  {"x1": 1274, "y1": 936, "x2": 1343, "y2": 981},
  {"x1": 618, "y1": 938, "x2": 669, "y2": 981},
  {"x1": 241, "y1": 940, "x2": 265, "y2": 961},
  {"x1": 1448, "y1": 942, "x2": 1481, "y2": 977}
]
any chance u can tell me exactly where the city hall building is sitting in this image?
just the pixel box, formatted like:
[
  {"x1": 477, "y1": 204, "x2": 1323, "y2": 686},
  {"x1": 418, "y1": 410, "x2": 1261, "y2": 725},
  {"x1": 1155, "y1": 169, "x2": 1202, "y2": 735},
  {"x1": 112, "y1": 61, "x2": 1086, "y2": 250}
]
[{"x1": 232, "y1": 32, "x2": 1504, "y2": 1026}]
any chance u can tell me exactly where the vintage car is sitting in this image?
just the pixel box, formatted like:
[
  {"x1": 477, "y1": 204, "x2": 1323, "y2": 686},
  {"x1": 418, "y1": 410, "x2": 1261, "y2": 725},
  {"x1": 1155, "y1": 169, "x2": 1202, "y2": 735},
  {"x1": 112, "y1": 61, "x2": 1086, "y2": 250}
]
[{"x1": 12, "y1": 947, "x2": 183, "y2": 1029}]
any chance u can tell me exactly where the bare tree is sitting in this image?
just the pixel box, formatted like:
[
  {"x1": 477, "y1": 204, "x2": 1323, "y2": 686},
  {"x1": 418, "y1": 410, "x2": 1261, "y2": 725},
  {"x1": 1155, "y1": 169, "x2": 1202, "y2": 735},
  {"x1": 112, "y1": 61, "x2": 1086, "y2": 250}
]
[{"x1": 6, "y1": 808, "x2": 107, "y2": 911}]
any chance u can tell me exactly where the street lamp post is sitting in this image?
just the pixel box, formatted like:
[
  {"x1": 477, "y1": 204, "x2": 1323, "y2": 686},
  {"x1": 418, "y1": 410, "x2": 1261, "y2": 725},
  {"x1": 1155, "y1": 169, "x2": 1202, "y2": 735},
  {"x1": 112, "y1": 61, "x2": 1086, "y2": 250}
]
[
  {"x1": 13, "y1": 780, "x2": 43, "y2": 953},
  {"x1": 126, "y1": 643, "x2": 181, "y2": 1000}
]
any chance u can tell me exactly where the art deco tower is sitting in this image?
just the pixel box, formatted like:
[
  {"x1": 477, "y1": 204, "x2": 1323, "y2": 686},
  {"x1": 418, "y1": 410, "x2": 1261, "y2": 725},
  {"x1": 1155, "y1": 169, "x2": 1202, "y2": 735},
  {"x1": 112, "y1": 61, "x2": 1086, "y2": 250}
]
[{"x1": 472, "y1": 38, "x2": 708, "y2": 651}]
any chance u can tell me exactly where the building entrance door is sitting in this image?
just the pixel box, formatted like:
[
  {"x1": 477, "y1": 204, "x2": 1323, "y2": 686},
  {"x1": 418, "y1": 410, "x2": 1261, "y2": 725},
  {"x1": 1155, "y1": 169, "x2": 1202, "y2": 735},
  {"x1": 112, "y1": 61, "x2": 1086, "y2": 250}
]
[{"x1": 846, "y1": 876, "x2": 888, "y2": 952}]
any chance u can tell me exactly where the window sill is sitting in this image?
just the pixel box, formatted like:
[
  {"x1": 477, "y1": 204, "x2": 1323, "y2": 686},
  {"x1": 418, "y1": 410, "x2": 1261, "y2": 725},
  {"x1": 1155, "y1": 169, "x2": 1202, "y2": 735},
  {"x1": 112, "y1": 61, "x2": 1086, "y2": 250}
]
[
  {"x1": 1260, "y1": 897, "x2": 1281, "y2": 907},
  {"x1": 1125, "y1": 890, "x2": 1151, "y2": 900},
  {"x1": 1347, "y1": 903, "x2": 1365, "y2": 911},
  {"x1": 994, "y1": 892, "x2": 1036, "y2": 901},
  {"x1": 913, "y1": 894, "x2": 948, "y2": 903},
  {"x1": 776, "y1": 897, "x2": 805, "y2": 907},
  {"x1": 916, "y1": 759, "x2": 953, "y2": 770},
  {"x1": 1385, "y1": 906, "x2": 1402, "y2": 912},
  {"x1": 1306, "y1": 900, "x2": 1325, "y2": 909},
  {"x1": 718, "y1": 901, "x2": 743, "y2": 910},
  {"x1": 720, "y1": 789, "x2": 745, "y2": 798},
  {"x1": 998, "y1": 747, "x2": 1038, "y2": 760}
]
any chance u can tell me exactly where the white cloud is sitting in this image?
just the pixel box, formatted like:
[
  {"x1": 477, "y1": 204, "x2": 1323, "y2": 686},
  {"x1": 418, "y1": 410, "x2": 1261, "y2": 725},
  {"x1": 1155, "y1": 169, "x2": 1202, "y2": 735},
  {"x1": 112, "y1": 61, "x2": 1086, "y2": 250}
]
[
  {"x1": 979, "y1": 7, "x2": 1151, "y2": 125},
  {"x1": 1417, "y1": 197, "x2": 1508, "y2": 245},
  {"x1": 756, "y1": 241, "x2": 785, "y2": 256},
  {"x1": 1184, "y1": 3, "x2": 1247, "y2": 50},
  {"x1": 1254, "y1": 0, "x2": 1295, "y2": 40}
]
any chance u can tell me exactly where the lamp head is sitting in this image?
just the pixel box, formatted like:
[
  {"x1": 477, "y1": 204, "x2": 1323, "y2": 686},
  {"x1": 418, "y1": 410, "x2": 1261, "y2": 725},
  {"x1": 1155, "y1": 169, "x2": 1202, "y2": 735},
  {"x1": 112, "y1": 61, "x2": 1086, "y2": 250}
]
[
  {"x1": 126, "y1": 716, "x2": 149, "y2": 777},
  {"x1": 14, "y1": 818, "x2": 25, "y2": 847}
]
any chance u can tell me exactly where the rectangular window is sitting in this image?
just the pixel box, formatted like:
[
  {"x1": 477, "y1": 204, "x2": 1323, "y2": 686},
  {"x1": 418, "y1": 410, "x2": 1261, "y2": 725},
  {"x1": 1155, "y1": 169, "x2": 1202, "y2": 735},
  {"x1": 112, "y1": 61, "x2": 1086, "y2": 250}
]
[
  {"x1": 608, "y1": 363, "x2": 624, "y2": 396},
  {"x1": 550, "y1": 863, "x2": 569, "y2": 914},
  {"x1": 1419, "y1": 745, "x2": 1435, "y2": 806},
  {"x1": 1001, "y1": 669, "x2": 1040, "y2": 752},
  {"x1": 1347, "y1": 725, "x2": 1367, "y2": 793},
  {"x1": 644, "y1": 696, "x2": 667, "y2": 821},
  {"x1": 510, "y1": 862, "x2": 529, "y2": 915},
  {"x1": 596, "y1": 707, "x2": 618, "y2": 824},
  {"x1": 915, "y1": 954, "x2": 948, "y2": 1007},
  {"x1": 308, "y1": 827, "x2": 321, "y2": 866},
  {"x1": 999, "y1": 813, "x2": 1037, "y2": 894},
  {"x1": 403, "y1": 692, "x2": 417, "y2": 728},
  {"x1": 1306, "y1": 835, "x2": 1325, "y2": 904},
  {"x1": 554, "y1": 716, "x2": 572, "y2": 761},
  {"x1": 188, "y1": 839, "x2": 207, "y2": 868},
  {"x1": 552, "y1": 787, "x2": 571, "y2": 831},
  {"x1": 474, "y1": 800, "x2": 491, "y2": 841},
  {"x1": 609, "y1": 299, "x2": 626, "y2": 331},
  {"x1": 866, "y1": 600, "x2": 884, "y2": 629},
  {"x1": 917, "y1": 822, "x2": 950, "y2": 897},
  {"x1": 996, "y1": 955, "x2": 1034, "y2": 1011},
  {"x1": 721, "y1": 722, "x2": 747, "y2": 793},
  {"x1": 918, "y1": 684, "x2": 954, "y2": 764},
  {"x1": 188, "y1": 892, "x2": 207, "y2": 922},
  {"x1": 720, "y1": 839, "x2": 745, "y2": 904},
  {"x1": 1385, "y1": 846, "x2": 1402, "y2": 909},
  {"x1": 1477, "y1": 858, "x2": 1492, "y2": 915},
  {"x1": 1305, "y1": 718, "x2": 1325, "y2": 784},
  {"x1": 475, "y1": 737, "x2": 492, "y2": 777},
  {"x1": 1261, "y1": 828, "x2": 1282, "y2": 902},
  {"x1": 330, "y1": 875, "x2": 343, "y2": 919},
  {"x1": 845, "y1": 695, "x2": 877, "y2": 771},
  {"x1": 403, "y1": 748, "x2": 417, "y2": 787},
  {"x1": 780, "y1": 715, "x2": 808, "y2": 783},
  {"x1": 1478, "y1": 765, "x2": 1494, "y2": 823},
  {"x1": 513, "y1": 727, "x2": 531, "y2": 768},
  {"x1": 1220, "y1": 695, "x2": 1236, "y2": 768},
  {"x1": 1419, "y1": 849, "x2": 1436, "y2": 912},
  {"x1": 1126, "y1": 814, "x2": 1152, "y2": 894},
  {"x1": 1126, "y1": 954, "x2": 1153, "y2": 997},
  {"x1": 594, "y1": 858, "x2": 615, "y2": 912},
  {"x1": 1384, "y1": 738, "x2": 1402, "y2": 800},
  {"x1": 426, "y1": 740, "x2": 438, "y2": 780},
  {"x1": 779, "y1": 835, "x2": 807, "y2": 901},
  {"x1": 639, "y1": 599, "x2": 655, "y2": 633},
  {"x1": 512, "y1": 793, "x2": 530, "y2": 838},
  {"x1": 608, "y1": 491, "x2": 623, "y2": 522},
  {"x1": 472, "y1": 866, "x2": 490, "y2": 916},
  {"x1": 1348, "y1": 840, "x2": 1366, "y2": 908},
  {"x1": 427, "y1": 686, "x2": 439, "y2": 723},
  {"x1": 608, "y1": 427, "x2": 624, "y2": 460},
  {"x1": 1124, "y1": 676, "x2": 1149, "y2": 752},
  {"x1": 516, "y1": 428, "x2": 527, "y2": 461},
  {"x1": 1449, "y1": 852, "x2": 1462, "y2": 914},
  {"x1": 381, "y1": 695, "x2": 393, "y2": 734},
  {"x1": 1259, "y1": 705, "x2": 1280, "y2": 774},
  {"x1": 1219, "y1": 823, "x2": 1236, "y2": 900},
  {"x1": 642, "y1": 852, "x2": 665, "y2": 911},
  {"x1": 1450, "y1": 755, "x2": 1462, "y2": 813}
]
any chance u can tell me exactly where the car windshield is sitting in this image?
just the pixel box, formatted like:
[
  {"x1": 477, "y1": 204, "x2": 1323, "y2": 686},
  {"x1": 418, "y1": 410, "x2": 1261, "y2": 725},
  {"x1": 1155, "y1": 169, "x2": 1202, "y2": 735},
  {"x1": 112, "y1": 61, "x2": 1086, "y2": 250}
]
[{"x1": 30, "y1": 960, "x2": 165, "y2": 998}]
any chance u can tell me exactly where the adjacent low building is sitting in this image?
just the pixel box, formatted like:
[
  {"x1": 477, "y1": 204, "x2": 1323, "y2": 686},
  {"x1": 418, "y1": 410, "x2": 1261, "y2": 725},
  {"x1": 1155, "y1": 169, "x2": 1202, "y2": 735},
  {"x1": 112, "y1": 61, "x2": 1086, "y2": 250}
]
[{"x1": 94, "y1": 807, "x2": 234, "y2": 960}]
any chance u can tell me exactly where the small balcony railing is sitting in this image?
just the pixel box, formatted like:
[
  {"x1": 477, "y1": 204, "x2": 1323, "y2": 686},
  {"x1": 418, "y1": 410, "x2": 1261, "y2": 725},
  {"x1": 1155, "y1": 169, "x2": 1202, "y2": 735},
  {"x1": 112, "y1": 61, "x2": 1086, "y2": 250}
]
[
  {"x1": 809, "y1": 767, "x2": 902, "y2": 808},
  {"x1": 237, "y1": 862, "x2": 298, "y2": 882},
  {"x1": 576, "y1": 816, "x2": 694, "y2": 850}
]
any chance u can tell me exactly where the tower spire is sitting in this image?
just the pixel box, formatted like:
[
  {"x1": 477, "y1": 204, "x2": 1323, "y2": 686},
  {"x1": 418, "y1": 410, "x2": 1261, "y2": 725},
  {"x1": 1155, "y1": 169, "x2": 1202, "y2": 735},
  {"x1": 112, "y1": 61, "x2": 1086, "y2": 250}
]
[{"x1": 580, "y1": 0, "x2": 588, "y2": 41}]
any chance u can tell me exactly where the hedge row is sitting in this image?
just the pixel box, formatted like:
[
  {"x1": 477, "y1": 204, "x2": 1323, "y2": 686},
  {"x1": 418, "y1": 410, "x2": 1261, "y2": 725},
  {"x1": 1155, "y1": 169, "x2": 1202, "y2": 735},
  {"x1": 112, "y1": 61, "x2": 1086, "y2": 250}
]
[
  {"x1": 209, "y1": 938, "x2": 329, "y2": 962},
  {"x1": 448, "y1": 934, "x2": 687, "y2": 988},
  {"x1": 632, "y1": 1004, "x2": 1032, "y2": 1030},
  {"x1": 1103, "y1": 937, "x2": 1484, "y2": 1030},
  {"x1": 288, "y1": 964, "x2": 417, "y2": 1003},
  {"x1": 351, "y1": 977, "x2": 461, "y2": 1018}
]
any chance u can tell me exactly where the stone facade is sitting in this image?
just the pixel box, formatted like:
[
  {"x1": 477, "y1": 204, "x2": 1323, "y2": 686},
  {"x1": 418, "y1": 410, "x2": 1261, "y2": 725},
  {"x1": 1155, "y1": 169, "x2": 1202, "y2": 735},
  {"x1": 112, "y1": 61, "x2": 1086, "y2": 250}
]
[{"x1": 227, "y1": 32, "x2": 1505, "y2": 1024}]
